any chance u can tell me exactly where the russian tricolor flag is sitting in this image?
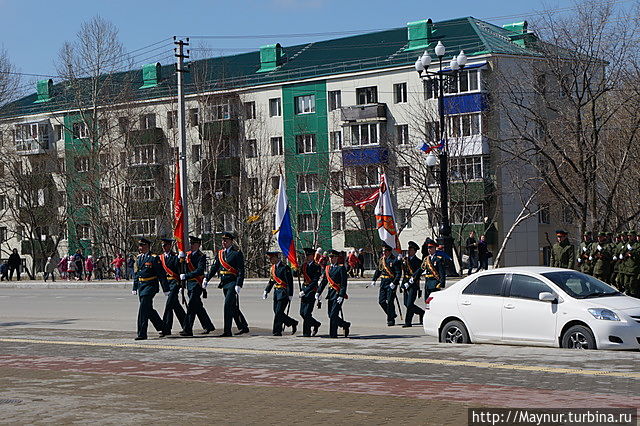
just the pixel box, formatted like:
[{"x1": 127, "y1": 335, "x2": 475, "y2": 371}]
[
  {"x1": 274, "y1": 175, "x2": 298, "y2": 269},
  {"x1": 417, "y1": 140, "x2": 445, "y2": 154}
]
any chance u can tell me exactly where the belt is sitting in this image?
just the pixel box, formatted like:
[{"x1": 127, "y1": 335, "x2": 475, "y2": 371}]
[
  {"x1": 424, "y1": 275, "x2": 436, "y2": 279},
  {"x1": 404, "y1": 275, "x2": 412, "y2": 279},
  {"x1": 220, "y1": 271, "x2": 236, "y2": 275},
  {"x1": 275, "y1": 284, "x2": 287, "y2": 289},
  {"x1": 381, "y1": 275, "x2": 393, "y2": 279},
  {"x1": 139, "y1": 276, "x2": 157, "y2": 282}
]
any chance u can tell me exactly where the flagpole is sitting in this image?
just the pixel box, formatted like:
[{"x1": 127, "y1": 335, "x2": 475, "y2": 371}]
[{"x1": 175, "y1": 37, "x2": 190, "y2": 252}]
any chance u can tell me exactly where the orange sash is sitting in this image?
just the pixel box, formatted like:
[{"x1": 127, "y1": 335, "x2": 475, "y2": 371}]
[
  {"x1": 186, "y1": 251, "x2": 204, "y2": 284},
  {"x1": 270, "y1": 264, "x2": 287, "y2": 289},
  {"x1": 422, "y1": 255, "x2": 440, "y2": 281},
  {"x1": 380, "y1": 256, "x2": 395, "y2": 278},
  {"x1": 218, "y1": 249, "x2": 239, "y2": 275},
  {"x1": 324, "y1": 265, "x2": 348, "y2": 298},
  {"x1": 159, "y1": 253, "x2": 179, "y2": 281},
  {"x1": 302, "y1": 262, "x2": 313, "y2": 284}
]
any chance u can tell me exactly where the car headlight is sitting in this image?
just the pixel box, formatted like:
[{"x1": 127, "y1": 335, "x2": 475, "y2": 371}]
[{"x1": 588, "y1": 308, "x2": 620, "y2": 321}]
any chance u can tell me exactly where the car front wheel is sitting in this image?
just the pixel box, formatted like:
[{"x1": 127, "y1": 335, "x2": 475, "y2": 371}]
[
  {"x1": 561, "y1": 325, "x2": 597, "y2": 350},
  {"x1": 440, "y1": 320, "x2": 471, "y2": 344}
]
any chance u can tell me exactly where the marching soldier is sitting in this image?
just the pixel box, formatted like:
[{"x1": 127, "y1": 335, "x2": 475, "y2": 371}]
[
  {"x1": 159, "y1": 238, "x2": 186, "y2": 336},
  {"x1": 413, "y1": 238, "x2": 446, "y2": 302},
  {"x1": 205, "y1": 232, "x2": 250, "y2": 337},
  {"x1": 132, "y1": 238, "x2": 169, "y2": 340},
  {"x1": 179, "y1": 236, "x2": 215, "y2": 336},
  {"x1": 263, "y1": 251, "x2": 298, "y2": 336},
  {"x1": 591, "y1": 232, "x2": 612, "y2": 283},
  {"x1": 621, "y1": 231, "x2": 640, "y2": 296},
  {"x1": 612, "y1": 232, "x2": 625, "y2": 289},
  {"x1": 550, "y1": 230, "x2": 575, "y2": 269},
  {"x1": 633, "y1": 233, "x2": 640, "y2": 297},
  {"x1": 317, "y1": 249, "x2": 351, "y2": 338},
  {"x1": 297, "y1": 247, "x2": 322, "y2": 337},
  {"x1": 401, "y1": 241, "x2": 424, "y2": 328},
  {"x1": 577, "y1": 231, "x2": 594, "y2": 275},
  {"x1": 370, "y1": 244, "x2": 401, "y2": 326}
]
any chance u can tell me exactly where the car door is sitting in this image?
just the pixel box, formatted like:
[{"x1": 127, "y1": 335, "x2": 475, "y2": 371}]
[
  {"x1": 501, "y1": 273, "x2": 558, "y2": 345},
  {"x1": 458, "y1": 273, "x2": 506, "y2": 342}
]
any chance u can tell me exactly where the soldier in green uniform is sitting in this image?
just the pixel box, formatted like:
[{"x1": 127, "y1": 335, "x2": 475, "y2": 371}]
[
  {"x1": 413, "y1": 238, "x2": 446, "y2": 301},
  {"x1": 621, "y1": 231, "x2": 640, "y2": 296},
  {"x1": 297, "y1": 248, "x2": 322, "y2": 337},
  {"x1": 577, "y1": 231, "x2": 594, "y2": 275},
  {"x1": 612, "y1": 232, "x2": 625, "y2": 290},
  {"x1": 132, "y1": 238, "x2": 169, "y2": 340},
  {"x1": 159, "y1": 238, "x2": 186, "y2": 336},
  {"x1": 317, "y1": 249, "x2": 350, "y2": 338},
  {"x1": 591, "y1": 232, "x2": 612, "y2": 284},
  {"x1": 633, "y1": 233, "x2": 640, "y2": 297},
  {"x1": 370, "y1": 244, "x2": 402, "y2": 326},
  {"x1": 550, "y1": 230, "x2": 576, "y2": 269},
  {"x1": 263, "y1": 251, "x2": 298, "y2": 336},
  {"x1": 401, "y1": 241, "x2": 424, "y2": 328}
]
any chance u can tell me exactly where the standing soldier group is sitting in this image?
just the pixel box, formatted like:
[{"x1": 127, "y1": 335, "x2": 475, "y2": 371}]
[{"x1": 550, "y1": 229, "x2": 640, "y2": 298}]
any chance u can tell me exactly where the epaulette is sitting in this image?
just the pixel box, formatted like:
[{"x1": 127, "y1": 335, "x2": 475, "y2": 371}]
[{"x1": 150, "y1": 253, "x2": 157, "y2": 257}]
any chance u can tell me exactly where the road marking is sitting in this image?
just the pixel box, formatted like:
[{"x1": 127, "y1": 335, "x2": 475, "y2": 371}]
[{"x1": 0, "y1": 337, "x2": 638, "y2": 379}]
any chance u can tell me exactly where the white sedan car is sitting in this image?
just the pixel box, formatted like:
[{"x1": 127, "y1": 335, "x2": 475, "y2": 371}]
[{"x1": 424, "y1": 267, "x2": 640, "y2": 350}]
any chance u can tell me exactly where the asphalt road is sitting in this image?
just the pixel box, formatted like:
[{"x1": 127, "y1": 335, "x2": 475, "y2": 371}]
[{"x1": 0, "y1": 285, "x2": 638, "y2": 424}]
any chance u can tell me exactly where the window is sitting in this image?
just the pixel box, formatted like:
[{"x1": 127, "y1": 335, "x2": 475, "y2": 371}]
[
  {"x1": 129, "y1": 180, "x2": 156, "y2": 200},
  {"x1": 509, "y1": 274, "x2": 553, "y2": 300},
  {"x1": 207, "y1": 103, "x2": 230, "y2": 121},
  {"x1": 131, "y1": 219, "x2": 156, "y2": 236},
  {"x1": 247, "y1": 178, "x2": 258, "y2": 197},
  {"x1": 398, "y1": 167, "x2": 410, "y2": 187},
  {"x1": 452, "y1": 202, "x2": 484, "y2": 224},
  {"x1": 16, "y1": 226, "x2": 23, "y2": 241},
  {"x1": 297, "y1": 173, "x2": 318, "y2": 193},
  {"x1": 192, "y1": 144, "x2": 201, "y2": 163},
  {"x1": 332, "y1": 212, "x2": 345, "y2": 231},
  {"x1": 131, "y1": 145, "x2": 157, "y2": 165},
  {"x1": 450, "y1": 156, "x2": 486, "y2": 181},
  {"x1": 246, "y1": 139, "x2": 258, "y2": 158},
  {"x1": 244, "y1": 101, "x2": 256, "y2": 119},
  {"x1": 447, "y1": 113, "x2": 481, "y2": 138},
  {"x1": 167, "y1": 110, "x2": 177, "y2": 129},
  {"x1": 0, "y1": 195, "x2": 5, "y2": 210},
  {"x1": 328, "y1": 90, "x2": 342, "y2": 111},
  {"x1": 79, "y1": 191, "x2": 92, "y2": 206},
  {"x1": 214, "y1": 179, "x2": 232, "y2": 197},
  {"x1": 356, "y1": 86, "x2": 378, "y2": 104},
  {"x1": 298, "y1": 213, "x2": 318, "y2": 232},
  {"x1": 72, "y1": 122, "x2": 88, "y2": 139},
  {"x1": 296, "y1": 134, "x2": 316, "y2": 154},
  {"x1": 330, "y1": 171, "x2": 343, "y2": 191},
  {"x1": 57, "y1": 190, "x2": 66, "y2": 207},
  {"x1": 118, "y1": 117, "x2": 130, "y2": 135},
  {"x1": 75, "y1": 156, "x2": 91, "y2": 172},
  {"x1": 270, "y1": 137, "x2": 283, "y2": 156},
  {"x1": 269, "y1": 98, "x2": 282, "y2": 117},
  {"x1": 425, "y1": 121, "x2": 440, "y2": 142},
  {"x1": 561, "y1": 206, "x2": 574, "y2": 224},
  {"x1": 0, "y1": 227, "x2": 6, "y2": 243},
  {"x1": 397, "y1": 208, "x2": 412, "y2": 229},
  {"x1": 294, "y1": 95, "x2": 316, "y2": 114},
  {"x1": 349, "y1": 165, "x2": 378, "y2": 187},
  {"x1": 271, "y1": 176, "x2": 280, "y2": 192},
  {"x1": 538, "y1": 206, "x2": 550, "y2": 224},
  {"x1": 76, "y1": 223, "x2": 91, "y2": 240},
  {"x1": 139, "y1": 113, "x2": 156, "y2": 130},
  {"x1": 350, "y1": 123, "x2": 378, "y2": 145},
  {"x1": 54, "y1": 124, "x2": 64, "y2": 141},
  {"x1": 396, "y1": 124, "x2": 409, "y2": 145},
  {"x1": 462, "y1": 274, "x2": 505, "y2": 296},
  {"x1": 394, "y1": 83, "x2": 407, "y2": 103},
  {"x1": 330, "y1": 131, "x2": 342, "y2": 151},
  {"x1": 188, "y1": 108, "x2": 199, "y2": 126},
  {"x1": 217, "y1": 138, "x2": 237, "y2": 158},
  {"x1": 193, "y1": 181, "x2": 200, "y2": 198}
]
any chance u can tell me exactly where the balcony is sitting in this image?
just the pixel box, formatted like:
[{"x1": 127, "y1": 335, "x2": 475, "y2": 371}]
[
  {"x1": 443, "y1": 93, "x2": 489, "y2": 115},
  {"x1": 202, "y1": 119, "x2": 240, "y2": 140},
  {"x1": 342, "y1": 145, "x2": 389, "y2": 166},
  {"x1": 340, "y1": 103, "x2": 387, "y2": 123},
  {"x1": 16, "y1": 138, "x2": 50, "y2": 155},
  {"x1": 128, "y1": 127, "x2": 165, "y2": 145}
]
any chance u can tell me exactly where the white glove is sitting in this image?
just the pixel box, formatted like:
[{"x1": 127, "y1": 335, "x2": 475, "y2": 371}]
[
  {"x1": 262, "y1": 291, "x2": 268, "y2": 300},
  {"x1": 397, "y1": 254, "x2": 403, "y2": 260},
  {"x1": 370, "y1": 280, "x2": 376, "y2": 287},
  {"x1": 180, "y1": 274, "x2": 187, "y2": 280},
  {"x1": 202, "y1": 280, "x2": 208, "y2": 289},
  {"x1": 163, "y1": 291, "x2": 169, "y2": 296},
  {"x1": 288, "y1": 296, "x2": 292, "y2": 301},
  {"x1": 619, "y1": 254, "x2": 624, "y2": 260},
  {"x1": 409, "y1": 277, "x2": 414, "y2": 285},
  {"x1": 336, "y1": 296, "x2": 344, "y2": 304},
  {"x1": 597, "y1": 245, "x2": 602, "y2": 251},
  {"x1": 577, "y1": 258, "x2": 582, "y2": 263},
  {"x1": 588, "y1": 256, "x2": 593, "y2": 261},
  {"x1": 299, "y1": 290, "x2": 305, "y2": 298},
  {"x1": 235, "y1": 285, "x2": 241, "y2": 295},
  {"x1": 582, "y1": 246, "x2": 588, "y2": 252},
  {"x1": 628, "y1": 244, "x2": 633, "y2": 250},
  {"x1": 315, "y1": 293, "x2": 321, "y2": 301},
  {"x1": 404, "y1": 282, "x2": 409, "y2": 289},
  {"x1": 612, "y1": 256, "x2": 617, "y2": 261},
  {"x1": 389, "y1": 283, "x2": 396, "y2": 290},
  {"x1": 178, "y1": 251, "x2": 186, "y2": 259},
  {"x1": 131, "y1": 290, "x2": 137, "y2": 295}
]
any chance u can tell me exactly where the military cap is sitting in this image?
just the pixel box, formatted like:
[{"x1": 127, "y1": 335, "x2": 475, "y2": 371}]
[
  {"x1": 266, "y1": 251, "x2": 280, "y2": 256},
  {"x1": 221, "y1": 231, "x2": 235, "y2": 240},
  {"x1": 407, "y1": 241, "x2": 419, "y2": 250},
  {"x1": 138, "y1": 237, "x2": 152, "y2": 246},
  {"x1": 555, "y1": 230, "x2": 568, "y2": 236},
  {"x1": 327, "y1": 249, "x2": 340, "y2": 256},
  {"x1": 597, "y1": 232, "x2": 606, "y2": 237},
  {"x1": 583, "y1": 230, "x2": 592, "y2": 235},
  {"x1": 381, "y1": 243, "x2": 393, "y2": 251},
  {"x1": 424, "y1": 238, "x2": 438, "y2": 247},
  {"x1": 189, "y1": 235, "x2": 202, "y2": 244},
  {"x1": 160, "y1": 238, "x2": 174, "y2": 244},
  {"x1": 302, "y1": 247, "x2": 315, "y2": 256}
]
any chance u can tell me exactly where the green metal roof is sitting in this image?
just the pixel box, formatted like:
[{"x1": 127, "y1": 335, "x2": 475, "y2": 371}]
[{"x1": 0, "y1": 16, "x2": 542, "y2": 119}]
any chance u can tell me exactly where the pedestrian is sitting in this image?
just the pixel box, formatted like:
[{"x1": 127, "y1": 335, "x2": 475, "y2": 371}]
[
  {"x1": 478, "y1": 235, "x2": 490, "y2": 271},
  {"x1": 67, "y1": 255, "x2": 77, "y2": 280},
  {"x1": 262, "y1": 251, "x2": 298, "y2": 336},
  {"x1": 204, "y1": 231, "x2": 250, "y2": 337},
  {"x1": 95, "y1": 256, "x2": 106, "y2": 280},
  {"x1": 297, "y1": 247, "x2": 322, "y2": 337},
  {"x1": 465, "y1": 230, "x2": 478, "y2": 275},
  {"x1": 0, "y1": 260, "x2": 8, "y2": 281},
  {"x1": 179, "y1": 236, "x2": 215, "y2": 337},
  {"x1": 158, "y1": 238, "x2": 186, "y2": 336},
  {"x1": 131, "y1": 238, "x2": 169, "y2": 340},
  {"x1": 370, "y1": 243, "x2": 401, "y2": 326},
  {"x1": 126, "y1": 254, "x2": 135, "y2": 280},
  {"x1": 73, "y1": 249, "x2": 85, "y2": 280},
  {"x1": 44, "y1": 257, "x2": 56, "y2": 282},
  {"x1": 84, "y1": 256, "x2": 94, "y2": 281},
  {"x1": 357, "y1": 248, "x2": 365, "y2": 277},
  {"x1": 413, "y1": 238, "x2": 446, "y2": 302},
  {"x1": 8, "y1": 248, "x2": 21, "y2": 281},
  {"x1": 111, "y1": 253, "x2": 125, "y2": 281},
  {"x1": 316, "y1": 249, "x2": 350, "y2": 338},
  {"x1": 347, "y1": 249, "x2": 359, "y2": 278},
  {"x1": 401, "y1": 241, "x2": 424, "y2": 327},
  {"x1": 550, "y1": 230, "x2": 575, "y2": 269}
]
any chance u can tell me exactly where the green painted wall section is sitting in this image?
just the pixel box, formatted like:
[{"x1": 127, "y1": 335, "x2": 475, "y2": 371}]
[{"x1": 282, "y1": 81, "x2": 332, "y2": 250}]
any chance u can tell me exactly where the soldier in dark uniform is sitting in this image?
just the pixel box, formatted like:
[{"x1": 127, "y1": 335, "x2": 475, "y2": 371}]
[
  {"x1": 370, "y1": 244, "x2": 401, "y2": 326},
  {"x1": 263, "y1": 251, "x2": 298, "y2": 336},
  {"x1": 297, "y1": 247, "x2": 322, "y2": 337},
  {"x1": 132, "y1": 238, "x2": 169, "y2": 340},
  {"x1": 550, "y1": 230, "x2": 576, "y2": 269},
  {"x1": 205, "y1": 232, "x2": 249, "y2": 337},
  {"x1": 401, "y1": 241, "x2": 424, "y2": 328},
  {"x1": 159, "y1": 238, "x2": 186, "y2": 336},
  {"x1": 577, "y1": 231, "x2": 594, "y2": 275},
  {"x1": 317, "y1": 249, "x2": 350, "y2": 338},
  {"x1": 179, "y1": 236, "x2": 215, "y2": 337},
  {"x1": 413, "y1": 238, "x2": 446, "y2": 302},
  {"x1": 591, "y1": 232, "x2": 612, "y2": 284}
]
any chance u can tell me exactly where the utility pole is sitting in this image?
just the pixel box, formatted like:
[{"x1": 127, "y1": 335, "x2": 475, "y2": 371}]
[{"x1": 174, "y1": 36, "x2": 190, "y2": 251}]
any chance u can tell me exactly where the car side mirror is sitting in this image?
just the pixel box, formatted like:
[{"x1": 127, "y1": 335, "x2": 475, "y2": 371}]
[{"x1": 538, "y1": 292, "x2": 557, "y2": 303}]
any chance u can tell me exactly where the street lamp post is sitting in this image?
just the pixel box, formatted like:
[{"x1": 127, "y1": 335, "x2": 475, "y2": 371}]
[{"x1": 415, "y1": 41, "x2": 467, "y2": 269}]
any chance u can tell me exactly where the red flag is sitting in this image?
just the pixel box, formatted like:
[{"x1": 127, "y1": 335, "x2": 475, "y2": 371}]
[{"x1": 173, "y1": 160, "x2": 185, "y2": 253}]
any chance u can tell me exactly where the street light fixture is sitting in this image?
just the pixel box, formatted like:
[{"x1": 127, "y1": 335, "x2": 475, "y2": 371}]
[{"x1": 414, "y1": 41, "x2": 467, "y2": 270}]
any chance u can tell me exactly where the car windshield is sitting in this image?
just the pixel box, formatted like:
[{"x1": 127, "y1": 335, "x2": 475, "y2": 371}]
[{"x1": 541, "y1": 271, "x2": 621, "y2": 299}]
